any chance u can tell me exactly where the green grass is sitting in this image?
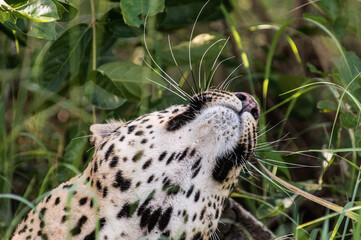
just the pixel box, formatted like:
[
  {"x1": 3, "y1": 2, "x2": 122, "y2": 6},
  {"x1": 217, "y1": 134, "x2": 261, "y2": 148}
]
[{"x1": 1, "y1": 0, "x2": 361, "y2": 239}]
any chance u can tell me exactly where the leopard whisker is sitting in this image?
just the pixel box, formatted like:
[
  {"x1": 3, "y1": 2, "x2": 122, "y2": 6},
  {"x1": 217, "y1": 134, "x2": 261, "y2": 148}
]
[
  {"x1": 205, "y1": 37, "x2": 230, "y2": 92},
  {"x1": 143, "y1": 15, "x2": 191, "y2": 99},
  {"x1": 257, "y1": 119, "x2": 287, "y2": 138},
  {"x1": 247, "y1": 161, "x2": 293, "y2": 197},
  {"x1": 198, "y1": 38, "x2": 227, "y2": 90},
  {"x1": 222, "y1": 75, "x2": 243, "y2": 91},
  {"x1": 146, "y1": 77, "x2": 187, "y2": 101},
  {"x1": 239, "y1": 174, "x2": 276, "y2": 194},
  {"x1": 239, "y1": 155, "x2": 254, "y2": 177},
  {"x1": 254, "y1": 135, "x2": 294, "y2": 149},
  {"x1": 144, "y1": 61, "x2": 191, "y2": 100},
  {"x1": 257, "y1": 158, "x2": 318, "y2": 169},
  {"x1": 189, "y1": 0, "x2": 211, "y2": 92},
  {"x1": 168, "y1": 35, "x2": 195, "y2": 95},
  {"x1": 189, "y1": 0, "x2": 211, "y2": 72},
  {"x1": 217, "y1": 63, "x2": 243, "y2": 90},
  {"x1": 209, "y1": 56, "x2": 235, "y2": 90},
  {"x1": 211, "y1": 37, "x2": 230, "y2": 71},
  {"x1": 259, "y1": 150, "x2": 319, "y2": 159}
]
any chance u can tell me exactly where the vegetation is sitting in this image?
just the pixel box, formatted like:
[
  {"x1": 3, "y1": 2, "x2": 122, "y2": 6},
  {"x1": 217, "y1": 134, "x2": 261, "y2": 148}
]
[{"x1": 0, "y1": 0, "x2": 361, "y2": 239}]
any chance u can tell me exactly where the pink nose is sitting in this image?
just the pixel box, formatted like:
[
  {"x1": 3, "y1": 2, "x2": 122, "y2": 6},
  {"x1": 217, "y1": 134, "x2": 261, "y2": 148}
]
[{"x1": 234, "y1": 92, "x2": 260, "y2": 120}]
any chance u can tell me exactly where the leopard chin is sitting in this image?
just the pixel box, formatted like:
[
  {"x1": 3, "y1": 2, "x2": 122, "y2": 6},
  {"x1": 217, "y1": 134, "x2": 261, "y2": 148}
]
[{"x1": 12, "y1": 90, "x2": 260, "y2": 240}]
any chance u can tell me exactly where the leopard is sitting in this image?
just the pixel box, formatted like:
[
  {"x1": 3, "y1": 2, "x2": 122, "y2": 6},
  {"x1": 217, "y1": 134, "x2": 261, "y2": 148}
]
[{"x1": 12, "y1": 89, "x2": 260, "y2": 240}]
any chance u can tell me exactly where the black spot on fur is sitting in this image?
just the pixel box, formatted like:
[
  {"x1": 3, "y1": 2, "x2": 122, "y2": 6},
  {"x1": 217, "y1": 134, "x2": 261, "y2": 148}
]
[
  {"x1": 109, "y1": 156, "x2": 118, "y2": 168},
  {"x1": 93, "y1": 161, "x2": 98, "y2": 173},
  {"x1": 215, "y1": 209, "x2": 219, "y2": 219},
  {"x1": 194, "y1": 190, "x2": 200, "y2": 202},
  {"x1": 147, "y1": 175, "x2": 154, "y2": 183},
  {"x1": 186, "y1": 185, "x2": 194, "y2": 198},
  {"x1": 100, "y1": 141, "x2": 107, "y2": 150},
  {"x1": 167, "y1": 94, "x2": 216, "y2": 131},
  {"x1": 142, "y1": 159, "x2": 152, "y2": 169},
  {"x1": 54, "y1": 197, "x2": 60, "y2": 205},
  {"x1": 105, "y1": 144, "x2": 114, "y2": 161},
  {"x1": 40, "y1": 207, "x2": 47, "y2": 216},
  {"x1": 192, "y1": 157, "x2": 201, "y2": 170},
  {"x1": 212, "y1": 156, "x2": 236, "y2": 183},
  {"x1": 234, "y1": 144, "x2": 246, "y2": 165},
  {"x1": 113, "y1": 170, "x2": 131, "y2": 191},
  {"x1": 100, "y1": 218, "x2": 106, "y2": 229},
  {"x1": 103, "y1": 187, "x2": 108, "y2": 198},
  {"x1": 166, "y1": 152, "x2": 175, "y2": 165},
  {"x1": 62, "y1": 184, "x2": 73, "y2": 189},
  {"x1": 178, "y1": 148, "x2": 188, "y2": 161},
  {"x1": 70, "y1": 215, "x2": 88, "y2": 236},
  {"x1": 158, "y1": 207, "x2": 173, "y2": 231},
  {"x1": 84, "y1": 231, "x2": 95, "y2": 240},
  {"x1": 199, "y1": 207, "x2": 206, "y2": 220},
  {"x1": 190, "y1": 149, "x2": 196, "y2": 157},
  {"x1": 192, "y1": 232, "x2": 203, "y2": 240},
  {"x1": 45, "y1": 194, "x2": 52, "y2": 203},
  {"x1": 117, "y1": 203, "x2": 131, "y2": 218},
  {"x1": 140, "y1": 208, "x2": 151, "y2": 228},
  {"x1": 128, "y1": 125, "x2": 135, "y2": 134},
  {"x1": 192, "y1": 167, "x2": 201, "y2": 178},
  {"x1": 79, "y1": 197, "x2": 88, "y2": 205},
  {"x1": 147, "y1": 207, "x2": 162, "y2": 232},
  {"x1": 158, "y1": 151, "x2": 167, "y2": 161},
  {"x1": 18, "y1": 225, "x2": 27, "y2": 234},
  {"x1": 96, "y1": 180, "x2": 102, "y2": 192}
]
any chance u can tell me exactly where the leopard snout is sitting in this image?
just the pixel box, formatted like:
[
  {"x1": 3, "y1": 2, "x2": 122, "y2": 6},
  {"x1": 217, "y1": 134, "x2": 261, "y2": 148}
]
[{"x1": 235, "y1": 92, "x2": 260, "y2": 120}]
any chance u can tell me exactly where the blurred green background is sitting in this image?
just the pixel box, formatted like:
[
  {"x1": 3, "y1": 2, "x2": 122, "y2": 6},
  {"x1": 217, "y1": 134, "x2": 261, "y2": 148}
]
[{"x1": 1, "y1": 0, "x2": 361, "y2": 239}]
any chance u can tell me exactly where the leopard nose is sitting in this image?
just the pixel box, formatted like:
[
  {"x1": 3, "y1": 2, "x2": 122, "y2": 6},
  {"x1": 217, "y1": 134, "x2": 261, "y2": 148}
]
[{"x1": 235, "y1": 92, "x2": 260, "y2": 120}]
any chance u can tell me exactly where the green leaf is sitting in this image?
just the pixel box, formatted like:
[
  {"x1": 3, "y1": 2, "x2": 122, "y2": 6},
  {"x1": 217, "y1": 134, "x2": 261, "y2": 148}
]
[
  {"x1": 0, "y1": 9, "x2": 26, "y2": 33},
  {"x1": 99, "y1": 7, "x2": 142, "y2": 38},
  {"x1": 40, "y1": 24, "x2": 92, "y2": 91},
  {"x1": 306, "y1": 62, "x2": 327, "y2": 77},
  {"x1": 332, "y1": 51, "x2": 361, "y2": 86},
  {"x1": 333, "y1": 15, "x2": 348, "y2": 41},
  {"x1": 256, "y1": 196, "x2": 291, "y2": 218},
  {"x1": 317, "y1": 100, "x2": 337, "y2": 111},
  {"x1": 83, "y1": 70, "x2": 127, "y2": 110},
  {"x1": 52, "y1": 0, "x2": 78, "y2": 22},
  {"x1": 98, "y1": 61, "x2": 162, "y2": 102},
  {"x1": 119, "y1": 0, "x2": 165, "y2": 27},
  {"x1": 340, "y1": 112, "x2": 359, "y2": 129},
  {"x1": 27, "y1": 21, "x2": 56, "y2": 40},
  {"x1": 0, "y1": 2, "x2": 57, "y2": 39},
  {"x1": 3, "y1": 0, "x2": 60, "y2": 22},
  {"x1": 320, "y1": 0, "x2": 340, "y2": 21}
]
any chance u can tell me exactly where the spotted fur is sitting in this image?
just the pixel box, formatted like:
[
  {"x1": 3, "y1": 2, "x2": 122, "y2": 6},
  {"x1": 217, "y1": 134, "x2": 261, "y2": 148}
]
[{"x1": 12, "y1": 90, "x2": 259, "y2": 240}]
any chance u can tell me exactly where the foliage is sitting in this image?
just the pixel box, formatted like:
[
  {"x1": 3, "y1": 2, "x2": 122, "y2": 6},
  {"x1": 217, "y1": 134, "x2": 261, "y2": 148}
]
[{"x1": 0, "y1": 0, "x2": 361, "y2": 239}]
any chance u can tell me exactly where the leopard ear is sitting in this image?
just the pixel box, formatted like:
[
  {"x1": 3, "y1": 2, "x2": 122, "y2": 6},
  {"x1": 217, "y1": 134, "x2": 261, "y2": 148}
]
[{"x1": 89, "y1": 120, "x2": 123, "y2": 146}]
